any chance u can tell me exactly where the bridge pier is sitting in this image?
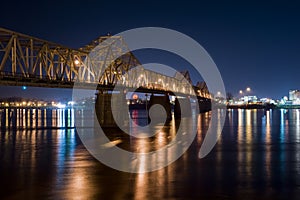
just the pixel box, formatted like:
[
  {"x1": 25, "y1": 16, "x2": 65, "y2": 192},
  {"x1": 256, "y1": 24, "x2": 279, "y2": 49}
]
[
  {"x1": 148, "y1": 93, "x2": 172, "y2": 121},
  {"x1": 95, "y1": 91, "x2": 128, "y2": 128},
  {"x1": 198, "y1": 97, "x2": 211, "y2": 113},
  {"x1": 174, "y1": 97, "x2": 192, "y2": 119}
]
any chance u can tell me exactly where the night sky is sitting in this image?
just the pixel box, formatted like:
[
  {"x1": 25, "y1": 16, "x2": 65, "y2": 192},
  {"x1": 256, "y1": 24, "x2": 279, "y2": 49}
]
[{"x1": 0, "y1": 0, "x2": 299, "y2": 100}]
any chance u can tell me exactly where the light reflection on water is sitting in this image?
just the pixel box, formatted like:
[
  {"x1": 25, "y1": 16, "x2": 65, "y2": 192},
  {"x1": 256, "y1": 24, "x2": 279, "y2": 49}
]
[
  {"x1": 1, "y1": 108, "x2": 300, "y2": 199},
  {"x1": 0, "y1": 108, "x2": 75, "y2": 129}
]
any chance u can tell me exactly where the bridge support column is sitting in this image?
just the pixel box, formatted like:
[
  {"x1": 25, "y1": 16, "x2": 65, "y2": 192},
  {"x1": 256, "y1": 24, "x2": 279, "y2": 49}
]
[
  {"x1": 198, "y1": 97, "x2": 211, "y2": 113},
  {"x1": 174, "y1": 97, "x2": 192, "y2": 119},
  {"x1": 95, "y1": 91, "x2": 128, "y2": 128},
  {"x1": 148, "y1": 94, "x2": 172, "y2": 121}
]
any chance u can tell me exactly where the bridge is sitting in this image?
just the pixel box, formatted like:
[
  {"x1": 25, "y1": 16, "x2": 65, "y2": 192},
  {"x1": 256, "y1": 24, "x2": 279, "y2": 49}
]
[
  {"x1": 0, "y1": 28, "x2": 210, "y2": 97},
  {"x1": 0, "y1": 28, "x2": 212, "y2": 126}
]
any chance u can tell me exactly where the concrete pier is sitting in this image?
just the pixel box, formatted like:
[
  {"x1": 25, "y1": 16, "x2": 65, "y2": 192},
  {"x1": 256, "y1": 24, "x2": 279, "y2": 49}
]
[
  {"x1": 95, "y1": 91, "x2": 128, "y2": 128},
  {"x1": 198, "y1": 97, "x2": 211, "y2": 113},
  {"x1": 148, "y1": 94, "x2": 172, "y2": 121},
  {"x1": 174, "y1": 97, "x2": 192, "y2": 119}
]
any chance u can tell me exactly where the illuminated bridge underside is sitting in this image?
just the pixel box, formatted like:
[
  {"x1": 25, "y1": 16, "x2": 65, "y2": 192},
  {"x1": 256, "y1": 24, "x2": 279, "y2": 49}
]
[{"x1": 0, "y1": 28, "x2": 210, "y2": 98}]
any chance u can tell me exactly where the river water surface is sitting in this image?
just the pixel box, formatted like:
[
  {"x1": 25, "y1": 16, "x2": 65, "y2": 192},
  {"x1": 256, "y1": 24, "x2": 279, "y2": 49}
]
[{"x1": 1, "y1": 108, "x2": 300, "y2": 199}]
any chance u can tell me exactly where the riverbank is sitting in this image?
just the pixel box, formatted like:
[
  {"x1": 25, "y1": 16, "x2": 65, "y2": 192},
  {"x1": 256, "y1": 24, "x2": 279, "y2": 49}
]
[{"x1": 227, "y1": 103, "x2": 300, "y2": 109}]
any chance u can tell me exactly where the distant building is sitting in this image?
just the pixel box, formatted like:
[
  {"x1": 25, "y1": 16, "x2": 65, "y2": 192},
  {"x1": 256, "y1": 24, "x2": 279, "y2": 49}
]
[
  {"x1": 242, "y1": 95, "x2": 257, "y2": 103},
  {"x1": 288, "y1": 90, "x2": 300, "y2": 105},
  {"x1": 289, "y1": 90, "x2": 300, "y2": 101},
  {"x1": 260, "y1": 98, "x2": 275, "y2": 104}
]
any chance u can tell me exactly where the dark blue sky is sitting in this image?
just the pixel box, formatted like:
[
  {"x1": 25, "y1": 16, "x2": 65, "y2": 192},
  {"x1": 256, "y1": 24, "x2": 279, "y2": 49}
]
[{"x1": 0, "y1": 0, "x2": 299, "y2": 99}]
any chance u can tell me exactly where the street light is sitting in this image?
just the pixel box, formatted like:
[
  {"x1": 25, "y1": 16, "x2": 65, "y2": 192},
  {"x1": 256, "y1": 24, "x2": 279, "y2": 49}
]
[
  {"x1": 239, "y1": 90, "x2": 243, "y2": 94},
  {"x1": 246, "y1": 87, "x2": 251, "y2": 92}
]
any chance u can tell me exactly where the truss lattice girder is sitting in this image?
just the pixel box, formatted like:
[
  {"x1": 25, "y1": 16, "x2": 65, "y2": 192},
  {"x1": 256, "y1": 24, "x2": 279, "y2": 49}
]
[
  {"x1": 79, "y1": 36, "x2": 141, "y2": 85},
  {"x1": 0, "y1": 28, "x2": 141, "y2": 86},
  {"x1": 121, "y1": 66, "x2": 202, "y2": 96},
  {"x1": 0, "y1": 28, "x2": 87, "y2": 82},
  {"x1": 0, "y1": 28, "x2": 211, "y2": 98}
]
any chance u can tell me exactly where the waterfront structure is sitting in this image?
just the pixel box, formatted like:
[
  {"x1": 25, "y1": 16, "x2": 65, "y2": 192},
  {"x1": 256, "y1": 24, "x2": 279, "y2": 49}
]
[
  {"x1": 241, "y1": 95, "x2": 258, "y2": 103},
  {"x1": 289, "y1": 89, "x2": 300, "y2": 104}
]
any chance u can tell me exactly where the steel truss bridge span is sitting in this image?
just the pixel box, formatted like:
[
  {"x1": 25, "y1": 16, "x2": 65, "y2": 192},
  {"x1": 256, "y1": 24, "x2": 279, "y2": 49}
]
[{"x1": 0, "y1": 28, "x2": 210, "y2": 98}]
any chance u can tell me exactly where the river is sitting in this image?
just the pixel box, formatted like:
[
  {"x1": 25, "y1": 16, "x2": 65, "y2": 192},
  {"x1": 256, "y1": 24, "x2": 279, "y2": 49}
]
[{"x1": 0, "y1": 108, "x2": 300, "y2": 199}]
